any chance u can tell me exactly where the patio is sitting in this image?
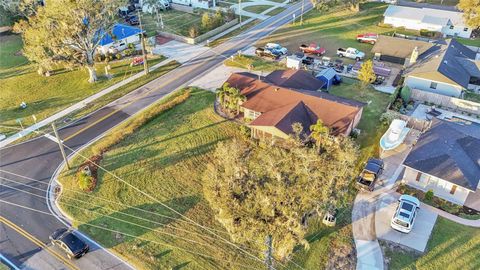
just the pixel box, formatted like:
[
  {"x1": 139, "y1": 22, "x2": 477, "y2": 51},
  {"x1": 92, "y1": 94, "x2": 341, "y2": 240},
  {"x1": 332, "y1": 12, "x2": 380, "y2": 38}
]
[{"x1": 411, "y1": 103, "x2": 480, "y2": 124}]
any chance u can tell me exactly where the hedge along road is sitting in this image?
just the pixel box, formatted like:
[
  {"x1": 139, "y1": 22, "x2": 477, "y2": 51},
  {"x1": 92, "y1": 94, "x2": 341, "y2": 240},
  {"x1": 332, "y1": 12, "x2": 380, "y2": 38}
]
[{"x1": 0, "y1": 1, "x2": 313, "y2": 269}]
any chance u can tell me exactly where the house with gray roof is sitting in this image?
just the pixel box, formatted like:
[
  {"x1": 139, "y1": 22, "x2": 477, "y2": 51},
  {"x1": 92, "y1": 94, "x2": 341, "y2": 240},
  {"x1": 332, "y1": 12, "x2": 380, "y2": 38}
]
[
  {"x1": 383, "y1": 5, "x2": 472, "y2": 38},
  {"x1": 404, "y1": 39, "x2": 480, "y2": 97},
  {"x1": 402, "y1": 119, "x2": 480, "y2": 209}
]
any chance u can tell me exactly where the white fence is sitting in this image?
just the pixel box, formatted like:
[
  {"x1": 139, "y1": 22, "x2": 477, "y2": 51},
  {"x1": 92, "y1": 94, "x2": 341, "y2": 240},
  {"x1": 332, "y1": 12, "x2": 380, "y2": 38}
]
[{"x1": 411, "y1": 89, "x2": 480, "y2": 115}]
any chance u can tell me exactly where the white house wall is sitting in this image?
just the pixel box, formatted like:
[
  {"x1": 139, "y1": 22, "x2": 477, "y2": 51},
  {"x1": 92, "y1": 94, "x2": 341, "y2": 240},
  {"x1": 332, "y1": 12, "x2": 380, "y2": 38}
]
[
  {"x1": 403, "y1": 167, "x2": 471, "y2": 205},
  {"x1": 442, "y1": 25, "x2": 473, "y2": 38},
  {"x1": 172, "y1": 0, "x2": 214, "y2": 9},
  {"x1": 98, "y1": 35, "x2": 141, "y2": 55},
  {"x1": 405, "y1": 76, "x2": 463, "y2": 97},
  {"x1": 384, "y1": 16, "x2": 471, "y2": 38}
]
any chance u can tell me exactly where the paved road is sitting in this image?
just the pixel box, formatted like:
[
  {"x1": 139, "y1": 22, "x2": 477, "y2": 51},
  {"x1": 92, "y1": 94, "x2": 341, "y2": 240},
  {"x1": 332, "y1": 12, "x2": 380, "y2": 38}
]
[{"x1": 0, "y1": 2, "x2": 312, "y2": 269}]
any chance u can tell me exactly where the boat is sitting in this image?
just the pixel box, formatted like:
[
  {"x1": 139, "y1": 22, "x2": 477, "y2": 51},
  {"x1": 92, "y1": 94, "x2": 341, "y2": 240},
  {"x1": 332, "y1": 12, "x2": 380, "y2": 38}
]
[{"x1": 380, "y1": 119, "x2": 410, "y2": 151}]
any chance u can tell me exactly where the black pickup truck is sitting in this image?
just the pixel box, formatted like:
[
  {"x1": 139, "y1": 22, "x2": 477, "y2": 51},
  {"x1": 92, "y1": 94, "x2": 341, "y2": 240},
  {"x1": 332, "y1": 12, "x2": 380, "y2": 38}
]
[{"x1": 356, "y1": 158, "x2": 384, "y2": 191}]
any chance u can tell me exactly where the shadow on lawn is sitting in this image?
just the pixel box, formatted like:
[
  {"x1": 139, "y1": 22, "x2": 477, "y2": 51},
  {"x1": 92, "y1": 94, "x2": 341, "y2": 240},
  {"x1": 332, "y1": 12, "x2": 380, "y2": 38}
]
[{"x1": 78, "y1": 195, "x2": 201, "y2": 248}]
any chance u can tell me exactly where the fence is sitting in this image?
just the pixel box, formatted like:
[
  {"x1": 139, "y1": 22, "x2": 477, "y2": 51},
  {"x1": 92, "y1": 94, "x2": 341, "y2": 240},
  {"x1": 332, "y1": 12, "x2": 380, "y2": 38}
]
[
  {"x1": 157, "y1": 19, "x2": 238, "y2": 45},
  {"x1": 411, "y1": 89, "x2": 480, "y2": 115},
  {"x1": 388, "y1": 110, "x2": 432, "y2": 132},
  {"x1": 171, "y1": 3, "x2": 194, "y2": 13}
]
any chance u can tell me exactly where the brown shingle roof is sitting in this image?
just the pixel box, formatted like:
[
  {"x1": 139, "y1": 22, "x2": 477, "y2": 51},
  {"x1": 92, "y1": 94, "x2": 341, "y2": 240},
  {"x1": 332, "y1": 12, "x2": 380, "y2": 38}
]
[
  {"x1": 265, "y1": 69, "x2": 325, "y2": 91},
  {"x1": 226, "y1": 72, "x2": 365, "y2": 136},
  {"x1": 371, "y1": 35, "x2": 435, "y2": 59}
]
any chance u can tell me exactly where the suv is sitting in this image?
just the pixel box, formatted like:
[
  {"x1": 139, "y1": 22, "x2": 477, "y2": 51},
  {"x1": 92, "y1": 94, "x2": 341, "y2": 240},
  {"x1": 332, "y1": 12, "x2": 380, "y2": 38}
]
[
  {"x1": 391, "y1": 195, "x2": 420, "y2": 233},
  {"x1": 50, "y1": 228, "x2": 89, "y2": 259},
  {"x1": 356, "y1": 158, "x2": 384, "y2": 191}
]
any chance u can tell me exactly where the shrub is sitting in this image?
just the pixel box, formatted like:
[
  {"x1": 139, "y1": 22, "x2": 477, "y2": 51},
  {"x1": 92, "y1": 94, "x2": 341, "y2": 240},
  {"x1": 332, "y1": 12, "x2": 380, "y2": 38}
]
[
  {"x1": 78, "y1": 171, "x2": 94, "y2": 191},
  {"x1": 391, "y1": 98, "x2": 404, "y2": 111},
  {"x1": 189, "y1": 26, "x2": 199, "y2": 38},
  {"x1": 123, "y1": 48, "x2": 134, "y2": 56},
  {"x1": 406, "y1": 104, "x2": 414, "y2": 110},
  {"x1": 115, "y1": 53, "x2": 122, "y2": 60},
  {"x1": 201, "y1": 12, "x2": 212, "y2": 30},
  {"x1": 377, "y1": 22, "x2": 393, "y2": 28},
  {"x1": 400, "y1": 85, "x2": 411, "y2": 104},
  {"x1": 425, "y1": 190, "x2": 434, "y2": 202},
  {"x1": 380, "y1": 110, "x2": 401, "y2": 125},
  {"x1": 420, "y1": 29, "x2": 436, "y2": 37},
  {"x1": 213, "y1": 9, "x2": 224, "y2": 27},
  {"x1": 94, "y1": 54, "x2": 104, "y2": 62}
]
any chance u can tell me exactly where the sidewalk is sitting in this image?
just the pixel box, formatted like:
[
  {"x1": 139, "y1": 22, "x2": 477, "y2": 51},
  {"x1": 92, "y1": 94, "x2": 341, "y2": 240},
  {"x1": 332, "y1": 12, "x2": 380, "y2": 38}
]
[
  {"x1": 417, "y1": 197, "x2": 480, "y2": 228},
  {"x1": 0, "y1": 58, "x2": 174, "y2": 148}
]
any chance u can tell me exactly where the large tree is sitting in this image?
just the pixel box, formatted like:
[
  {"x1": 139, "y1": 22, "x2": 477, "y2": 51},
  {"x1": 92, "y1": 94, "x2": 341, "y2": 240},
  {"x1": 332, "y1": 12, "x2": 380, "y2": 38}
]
[
  {"x1": 14, "y1": 0, "x2": 124, "y2": 82},
  {"x1": 202, "y1": 130, "x2": 357, "y2": 261},
  {"x1": 458, "y1": 0, "x2": 480, "y2": 29},
  {"x1": 357, "y1": 60, "x2": 376, "y2": 87}
]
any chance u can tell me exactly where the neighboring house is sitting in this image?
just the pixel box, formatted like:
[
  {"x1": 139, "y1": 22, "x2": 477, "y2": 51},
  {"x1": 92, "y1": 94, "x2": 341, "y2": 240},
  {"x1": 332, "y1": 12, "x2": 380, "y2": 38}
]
[
  {"x1": 172, "y1": 0, "x2": 216, "y2": 8},
  {"x1": 402, "y1": 119, "x2": 480, "y2": 209},
  {"x1": 371, "y1": 35, "x2": 437, "y2": 65},
  {"x1": 404, "y1": 39, "x2": 480, "y2": 97},
  {"x1": 97, "y1": 24, "x2": 143, "y2": 55},
  {"x1": 225, "y1": 70, "x2": 365, "y2": 139},
  {"x1": 383, "y1": 5, "x2": 472, "y2": 38}
]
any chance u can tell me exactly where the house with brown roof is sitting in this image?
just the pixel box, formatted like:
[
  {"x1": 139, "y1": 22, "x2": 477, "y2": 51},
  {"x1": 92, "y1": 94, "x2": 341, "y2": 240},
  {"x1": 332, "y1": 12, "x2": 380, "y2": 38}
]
[
  {"x1": 225, "y1": 70, "x2": 365, "y2": 140},
  {"x1": 371, "y1": 35, "x2": 436, "y2": 65}
]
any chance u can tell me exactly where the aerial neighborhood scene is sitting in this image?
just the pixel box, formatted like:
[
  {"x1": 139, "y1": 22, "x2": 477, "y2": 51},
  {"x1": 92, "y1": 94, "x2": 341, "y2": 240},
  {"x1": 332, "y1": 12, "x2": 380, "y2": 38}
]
[{"x1": 1, "y1": 0, "x2": 480, "y2": 269}]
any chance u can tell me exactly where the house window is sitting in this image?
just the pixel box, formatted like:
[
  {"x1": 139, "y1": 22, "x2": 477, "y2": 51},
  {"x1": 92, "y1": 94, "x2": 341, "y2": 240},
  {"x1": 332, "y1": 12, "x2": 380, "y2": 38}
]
[
  {"x1": 449, "y1": 25, "x2": 454, "y2": 30},
  {"x1": 430, "y1": 82, "x2": 437, "y2": 89},
  {"x1": 415, "y1": 172, "x2": 422, "y2": 182},
  {"x1": 464, "y1": 28, "x2": 469, "y2": 32},
  {"x1": 469, "y1": 77, "x2": 480, "y2": 86},
  {"x1": 450, "y1": 185, "x2": 457, "y2": 194}
]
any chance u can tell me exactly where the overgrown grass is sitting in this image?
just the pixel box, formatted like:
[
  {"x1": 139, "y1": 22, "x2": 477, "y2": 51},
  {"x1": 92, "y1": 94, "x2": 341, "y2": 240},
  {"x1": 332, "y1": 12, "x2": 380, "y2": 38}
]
[
  {"x1": 0, "y1": 55, "x2": 166, "y2": 136},
  {"x1": 141, "y1": 10, "x2": 202, "y2": 37},
  {"x1": 58, "y1": 89, "x2": 267, "y2": 270},
  {"x1": 244, "y1": 5, "x2": 272, "y2": 14},
  {"x1": 0, "y1": 34, "x2": 28, "y2": 69},
  {"x1": 464, "y1": 91, "x2": 480, "y2": 103},
  {"x1": 224, "y1": 54, "x2": 286, "y2": 71},
  {"x1": 385, "y1": 217, "x2": 480, "y2": 270}
]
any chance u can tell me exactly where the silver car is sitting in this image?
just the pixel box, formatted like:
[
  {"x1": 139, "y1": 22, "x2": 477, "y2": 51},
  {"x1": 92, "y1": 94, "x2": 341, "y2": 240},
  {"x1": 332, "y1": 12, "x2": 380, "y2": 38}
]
[{"x1": 391, "y1": 195, "x2": 420, "y2": 233}]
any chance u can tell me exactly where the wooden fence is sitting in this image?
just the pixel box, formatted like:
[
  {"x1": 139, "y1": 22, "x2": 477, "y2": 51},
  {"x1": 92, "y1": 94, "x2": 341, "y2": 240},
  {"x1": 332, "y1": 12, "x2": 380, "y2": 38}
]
[{"x1": 411, "y1": 89, "x2": 480, "y2": 115}]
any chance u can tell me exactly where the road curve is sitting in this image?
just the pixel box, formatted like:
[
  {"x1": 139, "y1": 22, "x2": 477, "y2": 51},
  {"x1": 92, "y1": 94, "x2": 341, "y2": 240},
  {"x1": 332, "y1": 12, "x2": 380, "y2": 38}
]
[{"x1": 0, "y1": 2, "x2": 312, "y2": 269}]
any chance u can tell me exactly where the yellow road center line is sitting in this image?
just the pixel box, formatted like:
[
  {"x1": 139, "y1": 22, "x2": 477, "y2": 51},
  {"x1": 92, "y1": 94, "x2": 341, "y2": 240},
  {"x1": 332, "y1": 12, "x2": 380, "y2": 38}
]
[{"x1": 0, "y1": 216, "x2": 80, "y2": 270}]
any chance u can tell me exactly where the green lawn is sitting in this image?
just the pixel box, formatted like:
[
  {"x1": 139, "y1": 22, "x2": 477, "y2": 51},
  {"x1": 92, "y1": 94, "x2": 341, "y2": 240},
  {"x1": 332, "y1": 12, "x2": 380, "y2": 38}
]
[
  {"x1": 259, "y1": 3, "x2": 392, "y2": 60},
  {"x1": 457, "y1": 38, "x2": 480, "y2": 47},
  {"x1": 385, "y1": 217, "x2": 480, "y2": 270},
  {"x1": 244, "y1": 5, "x2": 273, "y2": 14},
  {"x1": 0, "y1": 34, "x2": 28, "y2": 70},
  {"x1": 405, "y1": 0, "x2": 459, "y2": 6},
  {"x1": 0, "y1": 55, "x2": 166, "y2": 136},
  {"x1": 224, "y1": 54, "x2": 286, "y2": 71},
  {"x1": 207, "y1": 19, "x2": 261, "y2": 47},
  {"x1": 141, "y1": 10, "x2": 202, "y2": 37},
  {"x1": 266, "y1": 7, "x2": 285, "y2": 16}
]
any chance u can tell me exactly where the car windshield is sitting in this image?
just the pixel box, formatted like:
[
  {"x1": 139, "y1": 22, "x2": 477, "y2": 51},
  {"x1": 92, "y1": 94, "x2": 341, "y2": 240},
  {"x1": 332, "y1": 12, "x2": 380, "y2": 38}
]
[
  {"x1": 62, "y1": 233, "x2": 85, "y2": 253},
  {"x1": 393, "y1": 218, "x2": 410, "y2": 228},
  {"x1": 401, "y1": 202, "x2": 414, "y2": 212}
]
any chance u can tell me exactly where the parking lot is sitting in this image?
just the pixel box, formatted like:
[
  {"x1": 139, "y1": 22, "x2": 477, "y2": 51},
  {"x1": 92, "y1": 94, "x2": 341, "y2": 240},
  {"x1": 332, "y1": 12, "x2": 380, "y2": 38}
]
[{"x1": 375, "y1": 192, "x2": 438, "y2": 252}]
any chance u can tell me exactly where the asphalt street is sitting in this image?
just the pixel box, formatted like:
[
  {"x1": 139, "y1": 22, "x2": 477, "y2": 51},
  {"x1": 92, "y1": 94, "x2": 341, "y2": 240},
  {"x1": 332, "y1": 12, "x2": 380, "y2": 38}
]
[{"x1": 0, "y1": 2, "x2": 312, "y2": 269}]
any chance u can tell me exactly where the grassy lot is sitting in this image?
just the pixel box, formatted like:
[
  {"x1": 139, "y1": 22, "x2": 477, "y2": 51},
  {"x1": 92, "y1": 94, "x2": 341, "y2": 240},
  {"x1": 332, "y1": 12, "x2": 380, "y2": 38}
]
[
  {"x1": 244, "y1": 5, "x2": 272, "y2": 14},
  {"x1": 266, "y1": 7, "x2": 286, "y2": 16},
  {"x1": 141, "y1": 10, "x2": 202, "y2": 37},
  {"x1": 259, "y1": 3, "x2": 393, "y2": 60},
  {"x1": 58, "y1": 88, "x2": 266, "y2": 269},
  {"x1": 405, "y1": 0, "x2": 459, "y2": 6},
  {"x1": 208, "y1": 19, "x2": 261, "y2": 47},
  {"x1": 224, "y1": 55, "x2": 286, "y2": 71},
  {"x1": 457, "y1": 38, "x2": 480, "y2": 47},
  {"x1": 0, "y1": 34, "x2": 28, "y2": 70},
  {"x1": 384, "y1": 217, "x2": 480, "y2": 270},
  {"x1": 464, "y1": 91, "x2": 480, "y2": 103},
  {"x1": 0, "y1": 55, "x2": 166, "y2": 136}
]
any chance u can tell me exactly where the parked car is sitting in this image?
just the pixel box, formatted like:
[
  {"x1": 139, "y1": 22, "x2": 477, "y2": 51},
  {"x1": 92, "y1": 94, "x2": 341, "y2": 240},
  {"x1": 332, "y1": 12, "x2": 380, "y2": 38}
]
[
  {"x1": 299, "y1": 43, "x2": 326, "y2": 56},
  {"x1": 255, "y1": 47, "x2": 279, "y2": 59},
  {"x1": 356, "y1": 33, "x2": 378, "y2": 44},
  {"x1": 265, "y1": 43, "x2": 288, "y2": 55},
  {"x1": 50, "y1": 228, "x2": 89, "y2": 259},
  {"x1": 118, "y1": 7, "x2": 132, "y2": 18},
  {"x1": 372, "y1": 75, "x2": 385, "y2": 85},
  {"x1": 302, "y1": 56, "x2": 315, "y2": 66},
  {"x1": 126, "y1": 15, "x2": 139, "y2": 26},
  {"x1": 391, "y1": 195, "x2": 420, "y2": 233},
  {"x1": 356, "y1": 158, "x2": 384, "y2": 191},
  {"x1": 337, "y1": 47, "x2": 365, "y2": 61}
]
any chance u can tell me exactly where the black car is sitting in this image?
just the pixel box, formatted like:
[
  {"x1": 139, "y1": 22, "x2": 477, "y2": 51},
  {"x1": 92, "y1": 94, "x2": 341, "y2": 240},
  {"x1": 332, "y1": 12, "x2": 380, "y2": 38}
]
[
  {"x1": 50, "y1": 228, "x2": 89, "y2": 259},
  {"x1": 356, "y1": 158, "x2": 384, "y2": 191},
  {"x1": 125, "y1": 15, "x2": 139, "y2": 26},
  {"x1": 255, "y1": 47, "x2": 279, "y2": 60}
]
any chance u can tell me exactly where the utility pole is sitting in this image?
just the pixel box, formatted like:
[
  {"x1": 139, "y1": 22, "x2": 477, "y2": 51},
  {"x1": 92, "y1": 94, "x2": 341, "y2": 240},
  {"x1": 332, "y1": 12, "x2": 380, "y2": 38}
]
[
  {"x1": 264, "y1": 235, "x2": 274, "y2": 270},
  {"x1": 137, "y1": 9, "x2": 149, "y2": 74},
  {"x1": 300, "y1": 0, "x2": 305, "y2": 25},
  {"x1": 52, "y1": 123, "x2": 70, "y2": 170},
  {"x1": 239, "y1": 0, "x2": 242, "y2": 26}
]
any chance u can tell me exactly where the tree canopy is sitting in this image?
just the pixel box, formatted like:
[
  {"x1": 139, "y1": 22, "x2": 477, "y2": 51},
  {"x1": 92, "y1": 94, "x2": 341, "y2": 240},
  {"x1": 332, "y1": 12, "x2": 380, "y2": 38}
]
[
  {"x1": 357, "y1": 60, "x2": 376, "y2": 87},
  {"x1": 14, "y1": 0, "x2": 124, "y2": 82},
  {"x1": 458, "y1": 0, "x2": 480, "y2": 29},
  {"x1": 202, "y1": 130, "x2": 357, "y2": 261}
]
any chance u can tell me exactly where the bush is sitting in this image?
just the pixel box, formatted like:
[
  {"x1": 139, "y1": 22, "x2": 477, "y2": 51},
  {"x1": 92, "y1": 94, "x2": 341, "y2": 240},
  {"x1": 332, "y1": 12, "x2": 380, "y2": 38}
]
[
  {"x1": 201, "y1": 12, "x2": 212, "y2": 30},
  {"x1": 123, "y1": 48, "x2": 134, "y2": 56},
  {"x1": 400, "y1": 85, "x2": 411, "y2": 104},
  {"x1": 391, "y1": 98, "x2": 404, "y2": 111},
  {"x1": 420, "y1": 29, "x2": 436, "y2": 37},
  {"x1": 78, "y1": 171, "x2": 94, "y2": 191},
  {"x1": 189, "y1": 26, "x2": 199, "y2": 38},
  {"x1": 377, "y1": 22, "x2": 393, "y2": 28},
  {"x1": 94, "y1": 54, "x2": 104, "y2": 62},
  {"x1": 425, "y1": 190, "x2": 434, "y2": 202},
  {"x1": 115, "y1": 53, "x2": 122, "y2": 60},
  {"x1": 406, "y1": 104, "x2": 414, "y2": 110}
]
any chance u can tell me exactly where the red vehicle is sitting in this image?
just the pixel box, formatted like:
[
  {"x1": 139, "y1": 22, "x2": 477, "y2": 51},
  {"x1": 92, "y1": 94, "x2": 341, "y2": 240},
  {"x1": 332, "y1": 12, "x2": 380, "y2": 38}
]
[
  {"x1": 356, "y1": 33, "x2": 378, "y2": 45},
  {"x1": 130, "y1": 57, "x2": 144, "y2": 66},
  {"x1": 299, "y1": 43, "x2": 326, "y2": 56}
]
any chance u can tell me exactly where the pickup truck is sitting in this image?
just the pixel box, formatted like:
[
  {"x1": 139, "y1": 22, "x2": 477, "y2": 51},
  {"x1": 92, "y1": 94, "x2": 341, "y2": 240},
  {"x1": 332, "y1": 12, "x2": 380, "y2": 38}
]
[
  {"x1": 356, "y1": 33, "x2": 378, "y2": 45},
  {"x1": 299, "y1": 43, "x2": 326, "y2": 56},
  {"x1": 265, "y1": 43, "x2": 288, "y2": 55},
  {"x1": 255, "y1": 47, "x2": 280, "y2": 60},
  {"x1": 337, "y1": 47, "x2": 365, "y2": 61},
  {"x1": 356, "y1": 158, "x2": 384, "y2": 191}
]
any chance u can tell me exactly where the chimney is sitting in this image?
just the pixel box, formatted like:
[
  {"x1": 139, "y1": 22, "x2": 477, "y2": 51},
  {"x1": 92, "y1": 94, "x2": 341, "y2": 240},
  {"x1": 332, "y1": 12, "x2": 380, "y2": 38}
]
[{"x1": 409, "y1": 46, "x2": 419, "y2": 66}]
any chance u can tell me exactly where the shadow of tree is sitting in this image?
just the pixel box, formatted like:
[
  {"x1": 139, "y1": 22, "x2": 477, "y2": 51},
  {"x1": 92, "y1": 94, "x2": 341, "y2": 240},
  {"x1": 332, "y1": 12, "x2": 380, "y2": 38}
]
[{"x1": 78, "y1": 196, "x2": 200, "y2": 248}]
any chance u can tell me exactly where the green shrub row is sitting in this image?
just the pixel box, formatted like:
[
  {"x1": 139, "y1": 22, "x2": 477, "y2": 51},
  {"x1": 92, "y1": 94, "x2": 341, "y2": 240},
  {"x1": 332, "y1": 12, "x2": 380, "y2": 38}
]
[{"x1": 91, "y1": 89, "x2": 191, "y2": 155}]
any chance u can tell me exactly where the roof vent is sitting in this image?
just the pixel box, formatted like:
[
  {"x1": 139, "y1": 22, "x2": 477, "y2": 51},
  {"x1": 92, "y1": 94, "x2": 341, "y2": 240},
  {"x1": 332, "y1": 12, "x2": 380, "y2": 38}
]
[
  {"x1": 444, "y1": 60, "x2": 448, "y2": 64},
  {"x1": 274, "y1": 88, "x2": 280, "y2": 92}
]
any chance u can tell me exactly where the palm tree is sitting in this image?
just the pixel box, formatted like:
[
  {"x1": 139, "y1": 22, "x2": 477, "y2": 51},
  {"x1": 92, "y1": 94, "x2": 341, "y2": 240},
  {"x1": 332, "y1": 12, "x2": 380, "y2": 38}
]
[
  {"x1": 217, "y1": 83, "x2": 245, "y2": 115},
  {"x1": 216, "y1": 83, "x2": 229, "y2": 109},
  {"x1": 310, "y1": 120, "x2": 330, "y2": 146}
]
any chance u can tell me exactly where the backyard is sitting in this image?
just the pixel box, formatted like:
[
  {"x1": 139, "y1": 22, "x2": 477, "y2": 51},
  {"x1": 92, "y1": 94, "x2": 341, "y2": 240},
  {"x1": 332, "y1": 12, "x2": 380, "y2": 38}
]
[
  {"x1": 383, "y1": 217, "x2": 480, "y2": 270},
  {"x1": 0, "y1": 34, "x2": 173, "y2": 136}
]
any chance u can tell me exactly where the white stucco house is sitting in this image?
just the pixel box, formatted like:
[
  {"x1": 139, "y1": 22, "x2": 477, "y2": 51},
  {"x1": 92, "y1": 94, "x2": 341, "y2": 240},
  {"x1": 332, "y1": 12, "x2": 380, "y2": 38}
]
[
  {"x1": 97, "y1": 24, "x2": 143, "y2": 55},
  {"x1": 404, "y1": 39, "x2": 480, "y2": 97},
  {"x1": 402, "y1": 119, "x2": 480, "y2": 209},
  {"x1": 383, "y1": 5, "x2": 472, "y2": 38},
  {"x1": 172, "y1": 0, "x2": 216, "y2": 8}
]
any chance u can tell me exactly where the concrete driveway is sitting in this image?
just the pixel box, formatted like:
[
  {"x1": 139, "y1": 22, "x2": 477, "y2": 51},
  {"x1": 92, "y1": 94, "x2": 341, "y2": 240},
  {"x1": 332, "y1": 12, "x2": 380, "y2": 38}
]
[
  {"x1": 375, "y1": 193, "x2": 437, "y2": 252},
  {"x1": 152, "y1": 40, "x2": 210, "y2": 63}
]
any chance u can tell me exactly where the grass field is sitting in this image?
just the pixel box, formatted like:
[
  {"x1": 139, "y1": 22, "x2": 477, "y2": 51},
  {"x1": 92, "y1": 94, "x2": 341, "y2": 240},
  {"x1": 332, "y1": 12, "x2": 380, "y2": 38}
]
[
  {"x1": 266, "y1": 7, "x2": 286, "y2": 16},
  {"x1": 384, "y1": 217, "x2": 480, "y2": 270},
  {"x1": 141, "y1": 10, "x2": 202, "y2": 37},
  {"x1": 244, "y1": 5, "x2": 272, "y2": 14},
  {"x1": 0, "y1": 34, "x2": 28, "y2": 70},
  {"x1": 0, "y1": 49, "x2": 166, "y2": 136},
  {"x1": 207, "y1": 19, "x2": 261, "y2": 48},
  {"x1": 224, "y1": 54, "x2": 286, "y2": 71}
]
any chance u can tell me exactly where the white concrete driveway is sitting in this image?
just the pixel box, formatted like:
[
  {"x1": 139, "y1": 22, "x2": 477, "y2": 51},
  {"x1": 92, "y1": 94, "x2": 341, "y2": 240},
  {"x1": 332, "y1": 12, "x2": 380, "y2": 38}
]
[
  {"x1": 152, "y1": 40, "x2": 210, "y2": 64},
  {"x1": 375, "y1": 193, "x2": 437, "y2": 252}
]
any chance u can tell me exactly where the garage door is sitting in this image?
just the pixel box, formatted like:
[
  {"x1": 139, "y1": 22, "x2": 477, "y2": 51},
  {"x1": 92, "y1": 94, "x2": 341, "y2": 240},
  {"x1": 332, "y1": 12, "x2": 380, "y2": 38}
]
[{"x1": 379, "y1": 55, "x2": 405, "y2": 65}]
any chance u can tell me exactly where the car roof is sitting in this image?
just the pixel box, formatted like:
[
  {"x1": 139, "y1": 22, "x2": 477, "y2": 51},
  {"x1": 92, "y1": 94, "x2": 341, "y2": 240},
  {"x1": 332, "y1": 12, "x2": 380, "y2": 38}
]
[
  {"x1": 60, "y1": 232, "x2": 87, "y2": 253},
  {"x1": 365, "y1": 159, "x2": 383, "y2": 173}
]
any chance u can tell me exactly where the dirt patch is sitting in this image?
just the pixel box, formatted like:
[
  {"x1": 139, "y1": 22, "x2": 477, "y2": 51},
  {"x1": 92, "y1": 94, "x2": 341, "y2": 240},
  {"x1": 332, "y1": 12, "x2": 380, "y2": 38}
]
[
  {"x1": 155, "y1": 35, "x2": 173, "y2": 45},
  {"x1": 379, "y1": 239, "x2": 421, "y2": 269},
  {"x1": 76, "y1": 154, "x2": 103, "y2": 192},
  {"x1": 326, "y1": 225, "x2": 357, "y2": 270}
]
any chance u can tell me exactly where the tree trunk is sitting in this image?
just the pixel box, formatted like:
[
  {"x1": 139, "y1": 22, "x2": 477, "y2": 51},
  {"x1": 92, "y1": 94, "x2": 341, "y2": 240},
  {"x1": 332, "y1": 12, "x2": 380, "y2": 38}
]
[{"x1": 87, "y1": 65, "x2": 98, "y2": 83}]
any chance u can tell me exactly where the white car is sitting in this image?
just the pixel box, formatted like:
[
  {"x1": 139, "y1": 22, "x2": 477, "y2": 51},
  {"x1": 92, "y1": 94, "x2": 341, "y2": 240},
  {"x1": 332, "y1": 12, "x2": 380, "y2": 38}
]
[
  {"x1": 265, "y1": 43, "x2": 288, "y2": 55},
  {"x1": 390, "y1": 195, "x2": 420, "y2": 233}
]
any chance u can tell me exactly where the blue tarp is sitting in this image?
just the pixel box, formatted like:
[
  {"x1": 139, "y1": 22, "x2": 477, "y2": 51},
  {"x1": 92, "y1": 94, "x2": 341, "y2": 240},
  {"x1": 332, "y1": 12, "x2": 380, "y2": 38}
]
[
  {"x1": 316, "y1": 68, "x2": 341, "y2": 89},
  {"x1": 98, "y1": 23, "x2": 143, "y2": 46}
]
